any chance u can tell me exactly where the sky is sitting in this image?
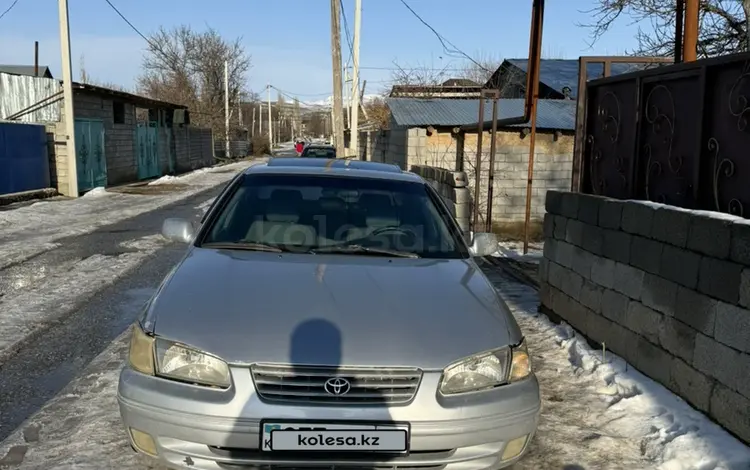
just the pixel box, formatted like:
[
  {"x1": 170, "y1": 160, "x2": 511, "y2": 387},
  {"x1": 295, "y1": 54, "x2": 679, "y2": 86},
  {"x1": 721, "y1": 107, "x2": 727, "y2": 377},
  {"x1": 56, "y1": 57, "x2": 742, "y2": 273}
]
[{"x1": 0, "y1": 0, "x2": 644, "y2": 102}]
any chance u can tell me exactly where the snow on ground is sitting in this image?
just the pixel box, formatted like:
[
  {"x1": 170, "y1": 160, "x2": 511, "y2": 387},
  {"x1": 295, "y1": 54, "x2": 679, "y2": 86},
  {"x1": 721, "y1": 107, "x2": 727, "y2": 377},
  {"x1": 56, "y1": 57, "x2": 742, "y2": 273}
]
[
  {"x1": 493, "y1": 240, "x2": 544, "y2": 263},
  {"x1": 486, "y1": 272, "x2": 750, "y2": 470},
  {"x1": 0, "y1": 235, "x2": 169, "y2": 365},
  {"x1": 1, "y1": 269, "x2": 748, "y2": 469},
  {"x1": 0, "y1": 160, "x2": 258, "y2": 271}
]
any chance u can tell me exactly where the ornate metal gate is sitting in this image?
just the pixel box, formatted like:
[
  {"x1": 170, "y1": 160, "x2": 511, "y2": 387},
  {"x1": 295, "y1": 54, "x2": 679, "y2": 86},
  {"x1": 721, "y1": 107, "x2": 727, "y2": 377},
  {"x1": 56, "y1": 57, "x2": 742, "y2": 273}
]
[
  {"x1": 74, "y1": 118, "x2": 107, "y2": 192},
  {"x1": 137, "y1": 122, "x2": 160, "y2": 180}
]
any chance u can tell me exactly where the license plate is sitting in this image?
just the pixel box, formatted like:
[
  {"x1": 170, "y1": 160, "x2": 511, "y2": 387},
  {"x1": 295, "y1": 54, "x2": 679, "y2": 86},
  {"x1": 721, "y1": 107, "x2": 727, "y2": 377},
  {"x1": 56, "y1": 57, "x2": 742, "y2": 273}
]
[{"x1": 261, "y1": 421, "x2": 408, "y2": 452}]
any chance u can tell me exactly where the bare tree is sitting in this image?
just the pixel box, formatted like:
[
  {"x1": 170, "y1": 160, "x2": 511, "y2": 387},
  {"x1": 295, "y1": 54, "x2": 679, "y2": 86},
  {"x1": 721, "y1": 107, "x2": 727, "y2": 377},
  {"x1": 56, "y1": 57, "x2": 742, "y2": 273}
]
[
  {"x1": 389, "y1": 62, "x2": 453, "y2": 87},
  {"x1": 459, "y1": 52, "x2": 503, "y2": 86},
  {"x1": 364, "y1": 98, "x2": 391, "y2": 130},
  {"x1": 581, "y1": 0, "x2": 750, "y2": 58},
  {"x1": 137, "y1": 25, "x2": 251, "y2": 137}
]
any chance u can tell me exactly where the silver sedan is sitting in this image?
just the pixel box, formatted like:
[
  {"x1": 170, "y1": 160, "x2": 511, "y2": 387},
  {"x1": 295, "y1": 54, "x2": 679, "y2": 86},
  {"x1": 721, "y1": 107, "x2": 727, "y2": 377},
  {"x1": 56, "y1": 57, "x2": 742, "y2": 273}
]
[{"x1": 117, "y1": 158, "x2": 540, "y2": 469}]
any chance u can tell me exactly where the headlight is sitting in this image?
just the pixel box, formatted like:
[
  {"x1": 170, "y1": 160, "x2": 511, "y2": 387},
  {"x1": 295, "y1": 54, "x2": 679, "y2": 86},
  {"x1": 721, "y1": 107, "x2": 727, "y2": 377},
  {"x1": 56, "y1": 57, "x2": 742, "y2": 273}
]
[
  {"x1": 127, "y1": 323, "x2": 231, "y2": 389},
  {"x1": 439, "y1": 339, "x2": 532, "y2": 395},
  {"x1": 154, "y1": 338, "x2": 231, "y2": 388},
  {"x1": 509, "y1": 338, "x2": 531, "y2": 382},
  {"x1": 439, "y1": 347, "x2": 511, "y2": 395}
]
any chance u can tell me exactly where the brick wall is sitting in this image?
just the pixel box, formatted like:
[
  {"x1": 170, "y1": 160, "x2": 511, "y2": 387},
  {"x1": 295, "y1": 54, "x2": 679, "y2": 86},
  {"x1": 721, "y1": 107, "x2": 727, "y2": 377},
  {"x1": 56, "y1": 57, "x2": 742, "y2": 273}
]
[
  {"x1": 357, "y1": 128, "x2": 425, "y2": 168},
  {"x1": 360, "y1": 127, "x2": 573, "y2": 235},
  {"x1": 409, "y1": 165, "x2": 471, "y2": 235},
  {"x1": 539, "y1": 190, "x2": 750, "y2": 443},
  {"x1": 45, "y1": 122, "x2": 68, "y2": 194}
]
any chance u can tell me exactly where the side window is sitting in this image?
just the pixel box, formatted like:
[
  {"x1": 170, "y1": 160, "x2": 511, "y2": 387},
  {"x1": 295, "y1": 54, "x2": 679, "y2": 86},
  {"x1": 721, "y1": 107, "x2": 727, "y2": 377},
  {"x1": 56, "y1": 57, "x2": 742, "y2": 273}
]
[{"x1": 201, "y1": 173, "x2": 242, "y2": 224}]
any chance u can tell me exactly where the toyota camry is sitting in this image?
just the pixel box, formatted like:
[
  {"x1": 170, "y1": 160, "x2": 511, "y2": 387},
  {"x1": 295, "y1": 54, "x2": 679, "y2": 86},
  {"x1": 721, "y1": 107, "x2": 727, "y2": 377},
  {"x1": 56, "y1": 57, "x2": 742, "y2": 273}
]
[{"x1": 117, "y1": 157, "x2": 541, "y2": 469}]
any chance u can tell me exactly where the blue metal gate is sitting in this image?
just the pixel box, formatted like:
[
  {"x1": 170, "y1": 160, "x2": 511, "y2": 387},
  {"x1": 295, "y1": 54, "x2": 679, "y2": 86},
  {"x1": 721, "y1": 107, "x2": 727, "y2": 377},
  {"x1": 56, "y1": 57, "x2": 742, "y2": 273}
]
[
  {"x1": 137, "y1": 123, "x2": 160, "y2": 179},
  {"x1": 0, "y1": 122, "x2": 50, "y2": 195},
  {"x1": 74, "y1": 119, "x2": 107, "y2": 192}
]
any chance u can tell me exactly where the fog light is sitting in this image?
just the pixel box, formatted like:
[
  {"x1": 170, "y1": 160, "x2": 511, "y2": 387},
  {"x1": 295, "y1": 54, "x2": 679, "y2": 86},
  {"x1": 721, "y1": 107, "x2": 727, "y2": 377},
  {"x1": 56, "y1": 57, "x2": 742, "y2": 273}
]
[
  {"x1": 501, "y1": 435, "x2": 528, "y2": 461},
  {"x1": 130, "y1": 428, "x2": 158, "y2": 456}
]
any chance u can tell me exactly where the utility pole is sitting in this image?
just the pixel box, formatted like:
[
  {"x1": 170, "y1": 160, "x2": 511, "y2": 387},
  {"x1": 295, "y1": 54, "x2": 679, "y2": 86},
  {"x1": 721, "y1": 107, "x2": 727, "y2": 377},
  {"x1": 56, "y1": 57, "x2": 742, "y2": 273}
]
[
  {"x1": 224, "y1": 60, "x2": 230, "y2": 159},
  {"x1": 330, "y1": 0, "x2": 345, "y2": 157},
  {"x1": 267, "y1": 84, "x2": 274, "y2": 149},
  {"x1": 58, "y1": 0, "x2": 78, "y2": 197},
  {"x1": 350, "y1": 0, "x2": 362, "y2": 158},
  {"x1": 251, "y1": 107, "x2": 256, "y2": 138}
]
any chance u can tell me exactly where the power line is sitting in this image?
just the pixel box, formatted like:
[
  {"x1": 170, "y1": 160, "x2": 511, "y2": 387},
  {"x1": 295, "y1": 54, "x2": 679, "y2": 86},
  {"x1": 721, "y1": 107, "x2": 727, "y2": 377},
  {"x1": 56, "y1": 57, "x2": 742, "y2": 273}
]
[
  {"x1": 102, "y1": 0, "x2": 157, "y2": 49},
  {"x1": 339, "y1": 0, "x2": 354, "y2": 66},
  {"x1": 397, "y1": 0, "x2": 492, "y2": 74},
  {"x1": 0, "y1": 0, "x2": 21, "y2": 21}
]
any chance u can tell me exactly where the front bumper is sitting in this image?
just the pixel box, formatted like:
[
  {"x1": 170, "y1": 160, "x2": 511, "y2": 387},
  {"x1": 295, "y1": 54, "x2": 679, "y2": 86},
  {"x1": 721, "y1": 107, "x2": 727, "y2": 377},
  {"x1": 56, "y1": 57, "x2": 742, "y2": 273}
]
[{"x1": 117, "y1": 366, "x2": 541, "y2": 469}]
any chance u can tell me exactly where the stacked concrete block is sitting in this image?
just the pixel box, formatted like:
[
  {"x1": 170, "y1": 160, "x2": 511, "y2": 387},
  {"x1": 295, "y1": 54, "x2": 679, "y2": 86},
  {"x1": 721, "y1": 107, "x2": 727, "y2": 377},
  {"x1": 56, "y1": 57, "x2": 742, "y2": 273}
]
[
  {"x1": 410, "y1": 165, "x2": 470, "y2": 236},
  {"x1": 539, "y1": 190, "x2": 750, "y2": 444}
]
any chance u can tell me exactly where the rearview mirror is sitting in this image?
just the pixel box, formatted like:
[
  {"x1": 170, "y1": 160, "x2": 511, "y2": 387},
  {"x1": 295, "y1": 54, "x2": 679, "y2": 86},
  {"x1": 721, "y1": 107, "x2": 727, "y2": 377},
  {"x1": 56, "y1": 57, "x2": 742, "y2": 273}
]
[
  {"x1": 469, "y1": 232, "x2": 499, "y2": 257},
  {"x1": 162, "y1": 218, "x2": 195, "y2": 244}
]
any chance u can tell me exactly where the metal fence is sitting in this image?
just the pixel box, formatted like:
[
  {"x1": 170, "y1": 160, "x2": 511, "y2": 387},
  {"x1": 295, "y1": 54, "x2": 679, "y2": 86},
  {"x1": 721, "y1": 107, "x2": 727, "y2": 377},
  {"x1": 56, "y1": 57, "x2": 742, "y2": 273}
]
[
  {"x1": 214, "y1": 140, "x2": 252, "y2": 159},
  {"x1": 0, "y1": 121, "x2": 50, "y2": 195},
  {"x1": 581, "y1": 52, "x2": 750, "y2": 218}
]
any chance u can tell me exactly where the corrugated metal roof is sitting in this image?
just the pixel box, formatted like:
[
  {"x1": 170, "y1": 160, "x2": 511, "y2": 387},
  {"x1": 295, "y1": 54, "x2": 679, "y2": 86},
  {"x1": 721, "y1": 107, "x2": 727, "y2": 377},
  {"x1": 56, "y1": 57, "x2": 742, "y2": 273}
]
[
  {"x1": 386, "y1": 98, "x2": 576, "y2": 130},
  {"x1": 0, "y1": 73, "x2": 61, "y2": 122},
  {"x1": 504, "y1": 59, "x2": 648, "y2": 98}
]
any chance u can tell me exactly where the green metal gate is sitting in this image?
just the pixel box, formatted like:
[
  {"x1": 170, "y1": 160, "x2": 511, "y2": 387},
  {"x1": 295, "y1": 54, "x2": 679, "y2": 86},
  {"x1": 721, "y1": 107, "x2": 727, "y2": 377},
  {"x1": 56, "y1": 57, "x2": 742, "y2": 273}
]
[
  {"x1": 137, "y1": 122, "x2": 160, "y2": 180},
  {"x1": 74, "y1": 119, "x2": 107, "y2": 192}
]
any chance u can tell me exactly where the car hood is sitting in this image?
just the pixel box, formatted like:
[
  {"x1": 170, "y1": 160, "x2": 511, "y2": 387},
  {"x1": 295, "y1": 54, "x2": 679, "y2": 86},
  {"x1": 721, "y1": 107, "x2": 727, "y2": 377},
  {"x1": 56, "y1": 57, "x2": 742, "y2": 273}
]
[{"x1": 146, "y1": 248, "x2": 520, "y2": 370}]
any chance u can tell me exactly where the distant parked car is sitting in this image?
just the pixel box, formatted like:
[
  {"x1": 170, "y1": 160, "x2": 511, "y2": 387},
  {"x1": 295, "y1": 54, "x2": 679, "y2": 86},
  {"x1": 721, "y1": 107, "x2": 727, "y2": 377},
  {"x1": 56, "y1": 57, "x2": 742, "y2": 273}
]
[{"x1": 301, "y1": 144, "x2": 336, "y2": 159}]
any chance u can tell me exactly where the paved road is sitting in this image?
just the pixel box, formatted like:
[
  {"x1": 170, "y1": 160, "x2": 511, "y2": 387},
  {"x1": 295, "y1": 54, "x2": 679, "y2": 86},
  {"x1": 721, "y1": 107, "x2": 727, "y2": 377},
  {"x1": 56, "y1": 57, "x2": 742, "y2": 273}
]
[{"x1": 0, "y1": 186, "x2": 224, "y2": 442}]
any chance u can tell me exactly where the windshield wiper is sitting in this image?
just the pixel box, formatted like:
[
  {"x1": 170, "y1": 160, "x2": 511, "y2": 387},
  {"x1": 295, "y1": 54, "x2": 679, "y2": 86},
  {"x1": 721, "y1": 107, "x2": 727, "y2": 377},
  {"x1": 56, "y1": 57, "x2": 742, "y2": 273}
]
[
  {"x1": 201, "y1": 242, "x2": 284, "y2": 253},
  {"x1": 310, "y1": 244, "x2": 419, "y2": 258}
]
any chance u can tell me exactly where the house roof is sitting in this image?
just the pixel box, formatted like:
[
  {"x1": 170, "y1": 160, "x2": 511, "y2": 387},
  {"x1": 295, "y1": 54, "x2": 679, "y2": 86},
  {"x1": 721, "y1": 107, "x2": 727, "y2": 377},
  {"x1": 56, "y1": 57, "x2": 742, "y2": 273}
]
[
  {"x1": 503, "y1": 58, "x2": 646, "y2": 99},
  {"x1": 70, "y1": 82, "x2": 187, "y2": 109},
  {"x1": 0, "y1": 64, "x2": 53, "y2": 78},
  {"x1": 387, "y1": 97, "x2": 576, "y2": 130}
]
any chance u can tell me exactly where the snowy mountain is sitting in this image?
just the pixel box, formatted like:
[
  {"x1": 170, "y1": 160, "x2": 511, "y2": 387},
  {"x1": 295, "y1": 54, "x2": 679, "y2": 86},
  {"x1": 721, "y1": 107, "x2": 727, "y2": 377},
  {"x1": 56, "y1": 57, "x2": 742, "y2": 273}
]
[{"x1": 303, "y1": 94, "x2": 382, "y2": 109}]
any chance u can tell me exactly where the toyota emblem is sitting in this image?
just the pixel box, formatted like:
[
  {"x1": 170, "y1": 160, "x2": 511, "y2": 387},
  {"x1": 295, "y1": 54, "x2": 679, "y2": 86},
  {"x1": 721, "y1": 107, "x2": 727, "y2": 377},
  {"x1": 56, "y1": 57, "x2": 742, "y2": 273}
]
[{"x1": 324, "y1": 377, "x2": 351, "y2": 396}]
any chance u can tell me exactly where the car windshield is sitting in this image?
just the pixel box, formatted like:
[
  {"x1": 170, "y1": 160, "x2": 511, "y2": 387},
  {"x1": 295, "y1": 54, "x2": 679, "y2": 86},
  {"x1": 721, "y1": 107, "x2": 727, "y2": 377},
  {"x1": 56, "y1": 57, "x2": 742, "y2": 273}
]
[
  {"x1": 201, "y1": 173, "x2": 467, "y2": 259},
  {"x1": 303, "y1": 147, "x2": 336, "y2": 158}
]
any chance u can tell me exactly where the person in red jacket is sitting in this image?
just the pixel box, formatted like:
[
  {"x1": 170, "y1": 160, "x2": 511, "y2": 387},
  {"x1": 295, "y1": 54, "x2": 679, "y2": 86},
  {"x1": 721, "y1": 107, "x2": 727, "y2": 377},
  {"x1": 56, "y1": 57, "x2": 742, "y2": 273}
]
[{"x1": 295, "y1": 140, "x2": 304, "y2": 155}]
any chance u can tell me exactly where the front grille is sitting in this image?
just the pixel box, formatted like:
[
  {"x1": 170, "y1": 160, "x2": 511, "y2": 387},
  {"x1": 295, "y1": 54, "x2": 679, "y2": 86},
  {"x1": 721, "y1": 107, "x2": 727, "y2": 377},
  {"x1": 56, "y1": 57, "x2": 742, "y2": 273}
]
[{"x1": 250, "y1": 364, "x2": 422, "y2": 405}]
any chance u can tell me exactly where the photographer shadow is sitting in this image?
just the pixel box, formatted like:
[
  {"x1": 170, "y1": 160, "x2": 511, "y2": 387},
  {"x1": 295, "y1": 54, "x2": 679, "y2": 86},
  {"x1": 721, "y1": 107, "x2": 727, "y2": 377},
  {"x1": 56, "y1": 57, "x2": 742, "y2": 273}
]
[{"x1": 259, "y1": 317, "x2": 406, "y2": 468}]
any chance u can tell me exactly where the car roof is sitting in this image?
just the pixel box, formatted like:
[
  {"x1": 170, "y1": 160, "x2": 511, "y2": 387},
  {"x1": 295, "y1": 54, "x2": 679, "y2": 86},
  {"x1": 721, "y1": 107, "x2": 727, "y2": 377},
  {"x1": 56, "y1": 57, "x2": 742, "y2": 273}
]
[{"x1": 244, "y1": 158, "x2": 423, "y2": 182}]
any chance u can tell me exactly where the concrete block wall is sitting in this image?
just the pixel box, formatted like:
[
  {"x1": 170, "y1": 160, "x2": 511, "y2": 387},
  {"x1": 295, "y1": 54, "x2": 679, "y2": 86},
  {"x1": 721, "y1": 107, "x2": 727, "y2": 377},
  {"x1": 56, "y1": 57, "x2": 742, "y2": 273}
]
[
  {"x1": 421, "y1": 129, "x2": 573, "y2": 230},
  {"x1": 462, "y1": 130, "x2": 573, "y2": 226},
  {"x1": 409, "y1": 165, "x2": 470, "y2": 236},
  {"x1": 539, "y1": 190, "x2": 750, "y2": 443}
]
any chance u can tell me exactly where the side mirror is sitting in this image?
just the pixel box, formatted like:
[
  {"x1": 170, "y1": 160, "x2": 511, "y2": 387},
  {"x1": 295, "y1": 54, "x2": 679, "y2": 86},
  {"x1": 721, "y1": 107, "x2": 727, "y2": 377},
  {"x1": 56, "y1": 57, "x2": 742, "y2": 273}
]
[
  {"x1": 469, "y1": 232, "x2": 499, "y2": 257},
  {"x1": 162, "y1": 218, "x2": 195, "y2": 244}
]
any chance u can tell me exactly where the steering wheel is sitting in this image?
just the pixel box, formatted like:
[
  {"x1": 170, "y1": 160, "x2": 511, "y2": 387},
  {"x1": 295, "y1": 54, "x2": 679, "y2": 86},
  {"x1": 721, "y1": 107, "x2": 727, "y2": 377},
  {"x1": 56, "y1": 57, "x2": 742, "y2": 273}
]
[{"x1": 370, "y1": 226, "x2": 415, "y2": 237}]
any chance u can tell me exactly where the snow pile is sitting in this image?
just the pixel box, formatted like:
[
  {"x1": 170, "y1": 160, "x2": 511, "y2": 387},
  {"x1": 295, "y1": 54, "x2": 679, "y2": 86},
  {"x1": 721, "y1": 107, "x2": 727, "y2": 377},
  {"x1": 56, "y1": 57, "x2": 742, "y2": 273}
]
[
  {"x1": 81, "y1": 187, "x2": 108, "y2": 198},
  {"x1": 493, "y1": 240, "x2": 544, "y2": 263},
  {"x1": 147, "y1": 175, "x2": 178, "y2": 185},
  {"x1": 499, "y1": 278, "x2": 750, "y2": 470}
]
